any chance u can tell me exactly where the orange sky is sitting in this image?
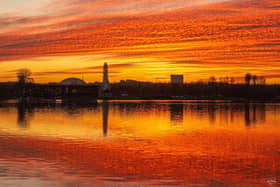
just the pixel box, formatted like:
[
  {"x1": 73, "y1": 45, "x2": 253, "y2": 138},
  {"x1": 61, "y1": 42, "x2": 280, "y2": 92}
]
[{"x1": 0, "y1": 0, "x2": 279, "y2": 83}]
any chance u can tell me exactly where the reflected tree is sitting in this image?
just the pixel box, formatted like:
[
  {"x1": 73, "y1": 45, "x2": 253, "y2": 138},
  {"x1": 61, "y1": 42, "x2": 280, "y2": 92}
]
[
  {"x1": 17, "y1": 102, "x2": 34, "y2": 129},
  {"x1": 244, "y1": 103, "x2": 266, "y2": 127}
]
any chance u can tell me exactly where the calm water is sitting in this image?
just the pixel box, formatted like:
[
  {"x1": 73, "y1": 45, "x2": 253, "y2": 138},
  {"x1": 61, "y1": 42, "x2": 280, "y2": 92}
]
[{"x1": 0, "y1": 100, "x2": 279, "y2": 187}]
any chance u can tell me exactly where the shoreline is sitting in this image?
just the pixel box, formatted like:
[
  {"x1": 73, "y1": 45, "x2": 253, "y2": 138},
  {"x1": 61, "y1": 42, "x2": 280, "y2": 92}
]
[{"x1": 1, "y1": 97, "x2": 280, "y2": 106}]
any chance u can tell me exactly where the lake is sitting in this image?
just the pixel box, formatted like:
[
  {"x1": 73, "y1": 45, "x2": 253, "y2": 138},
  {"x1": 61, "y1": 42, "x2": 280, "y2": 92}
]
[{"x1": 0, "y1": 100, "x2": 279, "y2": 186}]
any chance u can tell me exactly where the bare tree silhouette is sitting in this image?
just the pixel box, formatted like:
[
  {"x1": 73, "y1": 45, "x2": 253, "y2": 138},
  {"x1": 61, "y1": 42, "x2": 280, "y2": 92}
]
[{"x1": 17, "y1": 69, "x2": 33, "y2": 84}]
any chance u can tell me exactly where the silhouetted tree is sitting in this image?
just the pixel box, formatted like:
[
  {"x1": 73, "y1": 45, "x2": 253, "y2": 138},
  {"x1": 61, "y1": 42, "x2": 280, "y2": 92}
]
[
  {"x1": 225, "y1": 76, "x2": 230, "y2": 84},
  {"x1": 259, "y1": 76, "x2": 266, "y2": 85},
  {"x1": 230, "y1": 77, "x2": 235, "y2": 85},
  {"x1": 209, "y1": 76, "x2": 216, "y2": 84},
  {"x1": 252, "y1": 75, "x2": 258, "y2": 86},
  {"x1": 17, "y1": 69, "x2": 33, "y2": 84},
  {"x1": 245, "y1": 73, "x2": 252, "y2": 86}
]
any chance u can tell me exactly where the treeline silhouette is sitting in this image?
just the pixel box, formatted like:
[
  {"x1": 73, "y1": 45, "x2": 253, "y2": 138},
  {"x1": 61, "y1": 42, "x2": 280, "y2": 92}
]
[
  {"x1": 0, "y1": 82, "x2": 99, "y2": 101},
  {"x1": 111, "y1": 82, "x2": 280, "y2": 100},
  {"x1": 0, "y1": 81, "x2": 279, "y2": 101}
]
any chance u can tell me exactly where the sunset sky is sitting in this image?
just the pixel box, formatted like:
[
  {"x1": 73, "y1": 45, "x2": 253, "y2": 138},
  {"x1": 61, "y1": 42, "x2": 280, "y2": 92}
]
[{"x1": 0, "y1": 0, "x2": 279, "y2": 83}]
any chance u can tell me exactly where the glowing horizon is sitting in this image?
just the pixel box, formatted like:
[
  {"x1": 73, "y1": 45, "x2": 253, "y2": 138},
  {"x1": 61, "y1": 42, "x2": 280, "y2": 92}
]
[{"x1": 0, "y1": 0, "x2": 279, "y2": 84}]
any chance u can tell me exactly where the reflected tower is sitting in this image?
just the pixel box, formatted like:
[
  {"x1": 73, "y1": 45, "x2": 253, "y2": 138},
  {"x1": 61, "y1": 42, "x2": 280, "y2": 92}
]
[{"x1": 102, "y1": 101, "x2": 109, "y2": 137}]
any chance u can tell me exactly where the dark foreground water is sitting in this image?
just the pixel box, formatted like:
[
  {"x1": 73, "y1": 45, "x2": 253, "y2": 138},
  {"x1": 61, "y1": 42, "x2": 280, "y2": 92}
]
[{"x1": 0, "y1": 100, "x2": 279, "y2": 187}]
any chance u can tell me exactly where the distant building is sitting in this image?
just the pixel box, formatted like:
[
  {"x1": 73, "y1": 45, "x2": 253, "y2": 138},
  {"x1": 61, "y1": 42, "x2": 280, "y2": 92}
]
[
  {"x1": 60, "y1": 78, "x2": 86, "y2": 86},
  {"x1": 171, "y1": 75, "x2": 184, "y2": 84},
  {"x1": 120, "y1": 79, "x2": 140, "y2": 85}
]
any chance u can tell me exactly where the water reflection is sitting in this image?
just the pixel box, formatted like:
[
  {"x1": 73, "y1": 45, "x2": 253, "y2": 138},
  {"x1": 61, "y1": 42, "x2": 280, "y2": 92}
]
[
  {"x1": 17, "y1": 102, "x2": 34, "y2": 129},
  {"x1": 0, "y1": 101, "x2": 279, "y2": 186},
  {"x1": 169, "y1": 104, "x2": 184, "y2": 125},
  {"x1": 208, "y1": 103, "x2": 216, "y2": 124},
  {"x1": 244, "y1": 103, "x2": 266, "y2": 127},
  {"x1": 102, "y1": 101, "x2": 109, "y2": 137},
  {"x1": 14, "y1": 102, "x2": 270, "y2": 131}
]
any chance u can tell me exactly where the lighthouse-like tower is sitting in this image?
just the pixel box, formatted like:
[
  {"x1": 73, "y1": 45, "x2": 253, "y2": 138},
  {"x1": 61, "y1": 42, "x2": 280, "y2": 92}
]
[
  {"x1": 100, "y1": 62, "x2": 112, "y2": 98},
  {"x1": 102, "y1": 62, "x2": 110, "y2": 92}
]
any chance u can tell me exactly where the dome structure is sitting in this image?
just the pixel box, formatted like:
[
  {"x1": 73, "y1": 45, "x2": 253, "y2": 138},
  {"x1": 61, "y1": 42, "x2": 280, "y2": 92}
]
[{"x1": 60, "y1": 78, "x2": 86, "y2": 86}]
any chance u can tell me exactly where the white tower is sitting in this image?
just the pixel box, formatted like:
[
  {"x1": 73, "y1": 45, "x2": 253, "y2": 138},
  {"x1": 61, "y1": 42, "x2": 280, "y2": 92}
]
[{"x1": 102, "y1": 62, "x2": 111, "y2": 92}]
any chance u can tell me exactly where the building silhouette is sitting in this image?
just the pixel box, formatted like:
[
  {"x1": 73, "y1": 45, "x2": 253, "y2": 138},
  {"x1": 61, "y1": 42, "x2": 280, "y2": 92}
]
[
  {"x1": 60, "y1": 78, "x2": 86, "y2": 86},
  {"x1": 171, "y1": 75, "x2": 184, "y2": 84}
]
